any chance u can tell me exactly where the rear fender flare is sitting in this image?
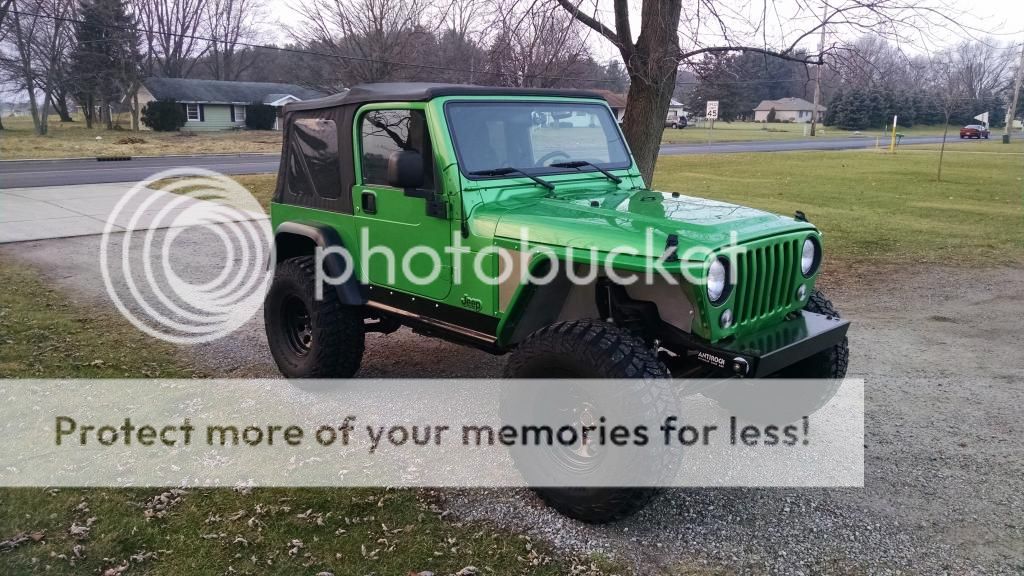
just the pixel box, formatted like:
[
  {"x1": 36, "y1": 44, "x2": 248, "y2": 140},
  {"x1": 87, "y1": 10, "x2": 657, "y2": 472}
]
[{"x1": 273, "y1": 221, "x2": 367, "y2": 305}]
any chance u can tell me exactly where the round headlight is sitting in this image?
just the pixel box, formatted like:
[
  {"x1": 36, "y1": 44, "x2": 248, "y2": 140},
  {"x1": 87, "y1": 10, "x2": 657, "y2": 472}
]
[
  {"x1": 707, "y1": 257, "x2": 728, "y2": 304},
  {"x1": 801, "y1": 237, "x2": 820, "y2": 277}
]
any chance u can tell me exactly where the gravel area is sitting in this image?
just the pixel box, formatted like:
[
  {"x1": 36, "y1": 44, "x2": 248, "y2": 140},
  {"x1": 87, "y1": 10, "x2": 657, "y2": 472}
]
[{"x1": 3, "y1": 231, "x2": 1022, "y2": 575}]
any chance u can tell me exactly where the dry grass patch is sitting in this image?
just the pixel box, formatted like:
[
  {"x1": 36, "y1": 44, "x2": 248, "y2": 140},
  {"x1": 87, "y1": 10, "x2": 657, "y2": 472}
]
[{"x1": 1, "y1": 115, "x2": 281, "y2": 159}]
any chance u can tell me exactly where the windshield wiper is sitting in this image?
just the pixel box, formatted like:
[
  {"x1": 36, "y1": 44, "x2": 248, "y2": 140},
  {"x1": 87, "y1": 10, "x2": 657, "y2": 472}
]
[
  {"x1": 468, "y1": 167, "x2": 554, "y2": 190},
  {"x1": 549, "y1": 161, "x2": 622, "y2": 184}
]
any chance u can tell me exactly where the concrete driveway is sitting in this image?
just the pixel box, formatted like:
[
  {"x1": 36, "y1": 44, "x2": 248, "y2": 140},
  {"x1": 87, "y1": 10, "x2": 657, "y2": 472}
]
[{"x1": 0, "y1": 182, "x2": 265, "y2": 243}]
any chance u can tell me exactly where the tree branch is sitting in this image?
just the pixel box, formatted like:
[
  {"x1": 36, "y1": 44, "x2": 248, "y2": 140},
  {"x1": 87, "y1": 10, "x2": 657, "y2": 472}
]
[
  {"x1": 611, "y1": 0, "x2": 632, "y2": 57},
  {"x1": 679, "y1": 45, "x2": 823, "y2": 65},
  {"x1": 551, "y1": 0, "x2": 621, "y2": 50}
]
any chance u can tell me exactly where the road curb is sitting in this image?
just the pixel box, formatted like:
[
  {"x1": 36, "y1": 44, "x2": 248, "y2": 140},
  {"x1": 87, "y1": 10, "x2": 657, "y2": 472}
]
[{"x1": 0, "y1": 152, "x2": 279, "y2": 163}]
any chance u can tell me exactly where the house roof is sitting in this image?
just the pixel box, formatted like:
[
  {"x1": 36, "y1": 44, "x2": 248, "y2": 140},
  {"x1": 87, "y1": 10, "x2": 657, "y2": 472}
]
[
  {"x1": 262, "y1": 93, "x2": 298, "y2": 105},
  {"x1": 285, "y1": 83, "x2": 606, "y2": 112},
  {"x1": 753, "y1": 97, "x2": 825, "y2": 112},
  {"x1": 591, "y1": 90, "x2": 628, "y2": 109},
  {"x1": 142, "y1": 77, "x2": 324, "y2": 104}
]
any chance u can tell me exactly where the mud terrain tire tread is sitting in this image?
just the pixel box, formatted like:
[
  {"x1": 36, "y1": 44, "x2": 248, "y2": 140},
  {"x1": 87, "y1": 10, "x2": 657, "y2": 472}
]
[
  {"x1": 504, "y1": 319, "x2": 671, "y2": 523},
  {"x1": 776, "y1": 290, "x2": 849, "y2": 378},
  {"x1": 265, "y1": 256, "x2": 364, "y2": 378},
  {"x1": 504, "y1": 319, "x2": 670, "y2": 380}
]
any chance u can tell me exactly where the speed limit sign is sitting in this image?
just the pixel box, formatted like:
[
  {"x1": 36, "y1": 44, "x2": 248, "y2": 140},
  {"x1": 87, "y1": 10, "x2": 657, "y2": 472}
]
[{"x1": 706, "y1": 100, "x2": 719, "y2": 119}]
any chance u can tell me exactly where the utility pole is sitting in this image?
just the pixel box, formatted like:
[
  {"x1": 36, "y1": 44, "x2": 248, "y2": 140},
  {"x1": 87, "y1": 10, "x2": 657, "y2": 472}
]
[
  {"x1": 809, "y1": 1, "x2": 828, "y2": 137},
  {"x1": 1004, "y1": 38, "x2": 1024, "y2": 144}
]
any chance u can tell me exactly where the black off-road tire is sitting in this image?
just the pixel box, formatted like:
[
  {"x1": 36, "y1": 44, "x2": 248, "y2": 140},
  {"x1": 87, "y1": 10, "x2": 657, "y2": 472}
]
[
  {"x1": 773, "y1": 290, "x2": 849, "y2": 379},
  {"x1": 264, "y1": 256, "x2": 364, "y2": 378},
  {"x1": 504, "y1": 319, "x2": 673, "y2": 523}
]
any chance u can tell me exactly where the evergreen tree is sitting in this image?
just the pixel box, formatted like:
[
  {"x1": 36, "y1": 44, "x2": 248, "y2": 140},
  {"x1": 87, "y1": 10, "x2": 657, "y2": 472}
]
[
  {"x1": 823, "y1": 89, "x2": 843, "y2": 126},
  {"x1": 915, "y1": 92, "x2": 944, "y2": 125},
  {"x1": 867, "y1": 92, "x2": 885, "y2": 128},
  {"x1": 69, "y1": 0, "x2": 140, "y2": 129},
  {"x1": 837, "y1": 89, "x2": 870, "y2": 130},
  {"x1": 895, "y1": 91, "x2": 915, "y2": 127}
]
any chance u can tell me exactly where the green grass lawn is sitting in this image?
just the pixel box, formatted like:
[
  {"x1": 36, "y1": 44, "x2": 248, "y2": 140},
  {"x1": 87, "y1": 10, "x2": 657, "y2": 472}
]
[
  {"x1": 661, "y1": 121, "x2": 974, "y2": 145},
  {"x1": 654, "y1": 147, "x2": 1024, "y2": 269},
  {"x1": 213, "y1": 144, "x2": 1023, "y2": 272},
  {"x1": 0, "y1": 261, "x2": 619, "y2": 575},
  {"x1": 1, "y1": 114, "x2": 281, "y2": 159}
]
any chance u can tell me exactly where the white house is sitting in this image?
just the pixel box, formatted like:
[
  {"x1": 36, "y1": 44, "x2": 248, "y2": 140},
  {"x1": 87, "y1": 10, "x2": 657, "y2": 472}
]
[
  {"x1": 753, "y1": 97, "x2": 826, "y2": 123},
  {"x1": 132, "y1": 77, "x2": 324, "y2": 131}
]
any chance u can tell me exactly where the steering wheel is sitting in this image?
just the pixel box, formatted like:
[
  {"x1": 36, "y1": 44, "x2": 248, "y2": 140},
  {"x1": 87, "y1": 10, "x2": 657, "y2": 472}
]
[{"x1": 536, "y1": 150, "x2": 571, "y2": 167}]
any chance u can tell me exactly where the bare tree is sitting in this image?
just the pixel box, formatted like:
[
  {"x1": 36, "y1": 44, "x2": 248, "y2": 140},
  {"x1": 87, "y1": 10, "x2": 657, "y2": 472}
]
[
  {"x1": 932, "y1": 55, "x2": 965, "y2": 181},
  {"x1": 947, "y1": 39, "x2": 1014, "y2": 100},
  {"x1": 486, "y1": 0, "x2": 592, "y2": 88},
  {"x1": 433, "y1": 0, "x2": 489, "y2": 83},
  {"x1": 0, "y1": 0, "x2": 14, "y2": 30},
  {"x1": 554, "y1": 0, "x2": 978, "y2": 184},
  {"x1": 4, "y1": 0, "x2": 75, "y2": 135},
  {"x1": 291, "y1": 0, "x2": 437, "y2": 87},
  {"x1": 136, "y1": 0, "x2": 208, "y2": 77},
  {"x1": 204, "y1": 0, "x2": 265, "y2": 80}
]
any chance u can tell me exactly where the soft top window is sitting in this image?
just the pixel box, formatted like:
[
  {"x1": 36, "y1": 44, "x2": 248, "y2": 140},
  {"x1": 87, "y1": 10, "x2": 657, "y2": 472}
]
[{"x1": 285, "y1": 118, "x2": 341, "y2": 200}]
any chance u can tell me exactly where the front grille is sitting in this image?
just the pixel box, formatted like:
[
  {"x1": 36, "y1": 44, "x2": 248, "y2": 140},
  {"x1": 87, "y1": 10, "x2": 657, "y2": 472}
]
[{"x1": 731, "y1": 238, "x2": 801, "y2": 326}]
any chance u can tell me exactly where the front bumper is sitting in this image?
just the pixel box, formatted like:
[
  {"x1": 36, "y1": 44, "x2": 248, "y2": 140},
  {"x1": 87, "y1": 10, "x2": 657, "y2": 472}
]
[{"x1": 660, "y1": 311, "x2": 850, "y2": 377}]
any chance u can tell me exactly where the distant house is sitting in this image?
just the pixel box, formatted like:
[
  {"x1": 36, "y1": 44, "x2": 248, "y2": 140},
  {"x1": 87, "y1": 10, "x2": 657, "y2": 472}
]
[
  {"x1": 666, "y1": 98, "x2": 687, "y2": 123},
  {"x1": 594, "y1": 90, "x2": 628, "y2": 122},
  {"x1": 753, "y1": 97, "x2": 825, "y2": 123},
  {"x1": 133, "y1": 77, "x2": 325, "y2": 131}
]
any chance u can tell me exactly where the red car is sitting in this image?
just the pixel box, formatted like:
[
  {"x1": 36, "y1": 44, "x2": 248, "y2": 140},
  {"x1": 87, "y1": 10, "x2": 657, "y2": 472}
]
[{"x1": 959, "y1": 124, "x2": 990, "y2": 139}]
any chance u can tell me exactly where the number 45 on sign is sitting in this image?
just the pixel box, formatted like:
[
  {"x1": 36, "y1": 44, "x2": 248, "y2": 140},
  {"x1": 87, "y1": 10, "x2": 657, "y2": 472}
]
[{"x1": 706, "y1": 100, "x2": 719, "y2": 119}]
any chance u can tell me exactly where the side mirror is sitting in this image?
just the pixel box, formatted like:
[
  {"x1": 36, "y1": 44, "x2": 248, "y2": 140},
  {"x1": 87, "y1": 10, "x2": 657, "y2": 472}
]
[{"x1": 386, "y1": 150, "x2": 424, "y2": 189}]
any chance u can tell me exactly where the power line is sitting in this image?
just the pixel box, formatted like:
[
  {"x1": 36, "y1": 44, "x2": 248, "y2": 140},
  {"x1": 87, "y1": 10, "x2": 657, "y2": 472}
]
[
  {"x1": 2, "y1": 8, "x2": 879, "y2": 89},
  {"x1": 5, "y1": 8, "x2": 1013, "y2": 101},
  {"x1": 7, "y1": 9, "x2": 631, "y2": 86}
]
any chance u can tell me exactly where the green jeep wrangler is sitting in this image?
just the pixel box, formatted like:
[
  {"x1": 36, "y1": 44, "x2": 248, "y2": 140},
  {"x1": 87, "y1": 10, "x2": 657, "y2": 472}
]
[{"x1": 264, "y1": 83, "x2": 850, "y2": 521}]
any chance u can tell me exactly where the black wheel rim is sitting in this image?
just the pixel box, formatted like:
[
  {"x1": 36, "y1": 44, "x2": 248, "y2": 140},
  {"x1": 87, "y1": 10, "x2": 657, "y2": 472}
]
[{"x1": 281, "y1": 295, "x2": 312, "y2": 356}]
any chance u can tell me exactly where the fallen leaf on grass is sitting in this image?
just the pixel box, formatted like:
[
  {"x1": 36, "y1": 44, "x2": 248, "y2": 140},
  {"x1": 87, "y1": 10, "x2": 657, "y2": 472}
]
[
  {"x1": 68, "y1": 522, "x2": 90, "y2": 539},
  {"x1": 0, "y1": 531, "x2": 45, "y2": 551}
]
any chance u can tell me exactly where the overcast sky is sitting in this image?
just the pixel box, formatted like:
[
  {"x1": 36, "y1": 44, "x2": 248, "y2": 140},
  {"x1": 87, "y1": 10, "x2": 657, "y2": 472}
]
[{"x1": 264, "y1": 0, "x2": 1024, "y2": 63}]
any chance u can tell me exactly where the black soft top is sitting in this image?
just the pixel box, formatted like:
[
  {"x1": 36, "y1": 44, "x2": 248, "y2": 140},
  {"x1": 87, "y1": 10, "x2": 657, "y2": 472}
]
[{"x1": 284, "y1": 82, "x2": 606, "y2": 112}]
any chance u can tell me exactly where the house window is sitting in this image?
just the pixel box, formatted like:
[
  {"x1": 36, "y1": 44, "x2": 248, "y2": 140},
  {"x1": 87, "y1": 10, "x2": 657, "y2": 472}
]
[
  {"x1": 185, "y1": 103, "x2": 200, "y2": 121},
  {"x1": 233, "y1": 105, "x2": 246, "y2": 122}
]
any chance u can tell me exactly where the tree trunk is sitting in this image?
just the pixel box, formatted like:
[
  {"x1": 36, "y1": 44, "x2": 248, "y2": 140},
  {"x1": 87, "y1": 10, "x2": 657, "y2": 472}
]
[
  {"x1": 38, "y1": 90, "x2": 51, "y2": 136},
  {"x1": 937, "y1": 112, "x2": 950, "y2": 181},
  {"x1": 617, "y1": 0, "x2": 682, "y2": 187},
  {"x1": 131, "y1": 90, "x2": 140, "y2": 131},
  {"x1": 82, "y1": 94, "x2": 94, "y2": 129},
  {"x1": 102, "y1": 99, "x2": 112, "y2": 130},
  {"x1": 621, "y1": 71, "x2": 678, "y2": 187},
  {"x1": 50, "y1": 91, "x2": 72, "y2": 122}
]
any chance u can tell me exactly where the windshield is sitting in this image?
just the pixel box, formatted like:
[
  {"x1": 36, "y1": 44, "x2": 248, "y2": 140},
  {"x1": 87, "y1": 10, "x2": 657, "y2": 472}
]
[{"x1": 444, "y1": 101, "x2": 632, "y2": 178}]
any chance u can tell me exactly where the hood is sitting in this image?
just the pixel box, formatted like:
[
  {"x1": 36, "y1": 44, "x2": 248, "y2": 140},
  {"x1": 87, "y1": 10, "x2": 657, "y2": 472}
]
[{"x1": 477, "y1": 189, "x2": 815, "y2": 260}]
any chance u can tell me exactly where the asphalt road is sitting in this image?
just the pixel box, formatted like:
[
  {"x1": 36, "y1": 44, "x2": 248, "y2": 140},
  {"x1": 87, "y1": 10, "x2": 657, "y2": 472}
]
[
  {"x1": 0, "y1": 153, "x2": 279, "y2": 188},
  {"x1": 1, "y1": 136, "x2": 962, "y2": 188}
]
